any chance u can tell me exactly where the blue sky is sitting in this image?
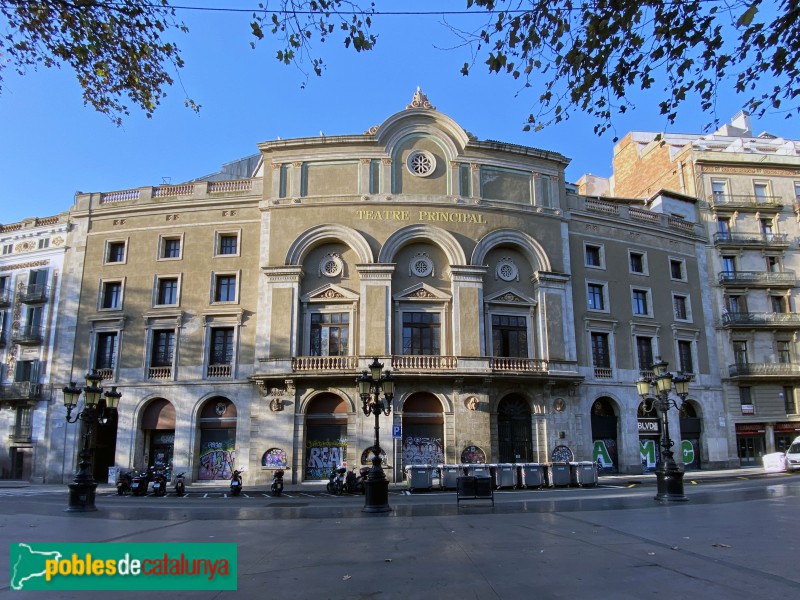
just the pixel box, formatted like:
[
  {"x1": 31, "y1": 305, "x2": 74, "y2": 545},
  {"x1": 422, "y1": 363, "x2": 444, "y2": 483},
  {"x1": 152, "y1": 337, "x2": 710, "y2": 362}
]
[{"x1": 0, "y1": 3, "x2": 793, "y2": 224}]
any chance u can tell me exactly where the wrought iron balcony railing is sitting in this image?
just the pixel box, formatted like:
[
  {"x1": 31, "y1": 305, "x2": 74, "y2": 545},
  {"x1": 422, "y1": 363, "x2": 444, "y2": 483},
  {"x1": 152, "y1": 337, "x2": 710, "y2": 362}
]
[
  {"x1": 11, "y1": 326, "x2": 44, "y2": 345},
  {"x1": 728, "y1": 363, "x2": 800, "y2": 378},
  {"x1": 0, "y1": 287, "x2": 10, "y2": 307},
  {"x1": 18, "y1": 284, "x2": 49, "y2": 303},
  {"x1": 718, "y1": 271, "x2": 796, "y2": 286},
  {"x1": 713, "y1": 232, "x2": 790, "y2": 248},
  {"x1": 711, "y1": 194, "x2": 783, "y2": 209},
  {"x1": 0, "y1": 382, "x2": 42, "y2": 401},
  {"x1": 722, "y1": 312, "x2": 800, "y2": 327}
]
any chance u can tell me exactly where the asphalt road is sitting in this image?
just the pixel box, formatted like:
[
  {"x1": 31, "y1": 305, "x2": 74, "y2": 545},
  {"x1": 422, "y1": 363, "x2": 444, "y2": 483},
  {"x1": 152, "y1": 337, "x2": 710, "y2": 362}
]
[{"x1": 1, "y1": 476, "x2": 799, "y2": 599}]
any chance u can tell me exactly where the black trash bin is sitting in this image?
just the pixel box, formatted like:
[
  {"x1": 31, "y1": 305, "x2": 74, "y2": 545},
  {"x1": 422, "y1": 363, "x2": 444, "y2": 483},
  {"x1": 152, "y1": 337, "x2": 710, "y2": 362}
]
[{"x1": 456, "y1": 475, "x2": 494, "y2": 505}]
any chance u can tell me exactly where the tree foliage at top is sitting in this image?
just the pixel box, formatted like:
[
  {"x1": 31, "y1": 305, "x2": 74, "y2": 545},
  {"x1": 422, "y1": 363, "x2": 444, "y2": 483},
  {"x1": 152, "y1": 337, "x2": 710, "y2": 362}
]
[
  {"x1": 457, "y1": 0, "x2": 799, "y2": 136},
  {"x1": 0, "y1": 0, "x2": 797, "y2": 135}
]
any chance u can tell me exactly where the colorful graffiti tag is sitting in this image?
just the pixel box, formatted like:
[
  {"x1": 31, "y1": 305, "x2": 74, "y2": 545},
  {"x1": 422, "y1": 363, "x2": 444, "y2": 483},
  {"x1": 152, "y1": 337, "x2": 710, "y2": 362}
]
[
  {"x1": 262, "y1": 448, "x2": 288, "y2": 468},
  {"x1": 198, "y1": 434, "x2": 236, "y2": 480},
  {"x1": 305, "y1": 438, "x2": 347, "y2": 480},
  {"x1": 402, "y1": 436, "x2": 444, "y2": 466}
]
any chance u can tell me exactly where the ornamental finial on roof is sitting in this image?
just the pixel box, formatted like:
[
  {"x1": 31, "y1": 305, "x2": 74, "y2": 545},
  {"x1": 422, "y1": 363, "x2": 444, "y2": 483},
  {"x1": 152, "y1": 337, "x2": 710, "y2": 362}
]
[{"x1": 407, "y1": 86, "x2": 435, "y2": 110}]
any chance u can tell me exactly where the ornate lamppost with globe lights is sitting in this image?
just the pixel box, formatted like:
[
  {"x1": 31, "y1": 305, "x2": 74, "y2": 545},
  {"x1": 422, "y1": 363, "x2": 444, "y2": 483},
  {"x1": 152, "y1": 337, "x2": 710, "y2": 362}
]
[
  {"x1": 357, "y1": 358, "x2": 395, "y2": 513},
  {"x1": 62, "y1": 371, "x2": 121, "y2": 512},
  {"x1": 636, "y1": 360, "x2": 690, "y2": 502}
]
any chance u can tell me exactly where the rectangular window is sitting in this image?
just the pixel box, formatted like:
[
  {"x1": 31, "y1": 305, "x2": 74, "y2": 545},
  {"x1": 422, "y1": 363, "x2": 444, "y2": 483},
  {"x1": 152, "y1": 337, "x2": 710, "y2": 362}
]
[
  {"x1": 636, "y1": 336, "x2": 654, "y2": 371},
  {"x1": 771, "y1": 296, "x2": 788, "y2": 313},
  {"x1": 784, "y1": 386, "x2": 797, "y2": 415},
  {"x1": 632, "y1": 289, "x2": 650, "y2": 316},
  {"x1": 491, "y1": 315, "x2": 528, "y2": 358},
  {"x1": 106, "y1": 241, "x2": 126, "y2": 263},
  {"x1": 629, "y1": 251, "x2": 645, "y2": 274},
  {"x1": 369, "y1": 160, "x2": 381, "y2": 195},
  {"x1": 2, "y1": 244, "x2": 12, "y2": 255},
  {"x1": 101, "y1": 281, "x2": 122, "y2": 310},
  {"x1": 722, "y1": 255, "x2": 737, "y2": 273},
  {"x1": 213, "y1": 275, "x2": 237, "y2": 303},
  {"x1": 678, "y1": 340, "x2": 693, "y2": 373},
  {"x1": 210, "y1": 327, "x2": 235, "y2": 364},
  {"x1": 726, "y1": 294, "x2": 745, "y2": 314},
  {"x1": 590, "y1": 332, "x2": 610, "y2": 368},
  {"x1": 733, "y1": 340, "x2": 748, "y2": 366},
  {"x1": 402, "y1": 312, "x2": 441, "y2": 355},
  {"x1": 717, "y1": 217, "x2": 731, "y2": 235},
  {"x1": 711, "y1": 180, "x2": 728, "y2": 202},
  {"x1": 151, "y1": 330, "x2": 175, "y2": 367},
  {"x1": 95, "y1": 332, "x2": 117, "y2": 370},
  {"x1": 739, "y1": 386, "x2": 752, "y2": 407},
  {"x1": 753, "y1": 181, "x2": 770, "y2": 201},
  {"x1": 670, "y1": 259, "x2": 685, "y2": 281},
  {"x1": 310, "y1": 313, "x2": 350, "y2": 356},
  {"x1": 673, "y1": 295, "x2": 689, "y2": 320},
  {"x1": 217, "y1": 234, "x2": 238, "y2": 256},
  {"x1": 760, "y1": 218, "x2": 775, "y2": 239},
  {"x1": 778, "y1": 341, "x2": 792, "y2": 364},
  {"x1": 0, "y1": 274, "x2": 9, "y2": 294},
  {"x1": 279, "y1": 164, "x2": 289, "y2": 198},
  {"x1": 156, "y1": 277, "x2": 178, "y2": 306},
  {"x1": 585, "y1": 244, "x2": 603, "y2": 268},
  {"x1": 161, "y1": 237, "x2": 181, "y2": 259},
  {"x1": 539, "y1": 174, "x2": 552, "y2": 207},
  {"x1": 587, "y1": 283, "x2": 605, "y2": 311},
  {"x1": 766, "y1": 256, "x2": 780, "y2": 273},
  {"x1": 38, "y1": 238, "x2": 49, "y2": 249},
  {"x1": 795, "y1": 182, "x2": 800, "y2": 202}
]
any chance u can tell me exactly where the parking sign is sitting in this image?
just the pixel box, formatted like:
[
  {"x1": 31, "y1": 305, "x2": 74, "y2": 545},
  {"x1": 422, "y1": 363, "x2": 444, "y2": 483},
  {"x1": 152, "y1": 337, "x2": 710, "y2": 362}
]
[{"x1": 392, "y1": 424, "x2": 402, "y2": 439}]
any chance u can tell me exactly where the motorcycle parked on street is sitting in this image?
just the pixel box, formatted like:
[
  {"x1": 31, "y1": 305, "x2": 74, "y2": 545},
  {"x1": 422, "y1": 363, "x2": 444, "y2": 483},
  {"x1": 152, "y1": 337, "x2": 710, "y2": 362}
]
[
  {"x1": 130, "y1": 470, "x2": 149, "y2": 496},
  {"x1": 230, "y1": 469, "x2": 243, "y2": 496},
  {"x1": 344, "y1": 466, "x2": 368, "y2": 494},
  {"x1": 174, "y1": 471, "x2": 186, "y2": 496},
  {"x1": 116, "y1": 470, "x2": 134, "y2": 495},
  {"x1": 150, "y1": 465, "x2": 168, "y2": 497},
  {"x1": 326, "y1": 464, "x2": 346, "y2": 495},
  {"x1": 271, "y1": 469, "x2": 285, "y2": 497}
]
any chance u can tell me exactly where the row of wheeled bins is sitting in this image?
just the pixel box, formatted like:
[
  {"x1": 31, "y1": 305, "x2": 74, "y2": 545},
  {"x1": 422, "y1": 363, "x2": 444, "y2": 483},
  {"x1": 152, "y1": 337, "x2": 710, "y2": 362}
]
[{"x1": 404, "y1": 462, "x2": 598, "y2": 492}]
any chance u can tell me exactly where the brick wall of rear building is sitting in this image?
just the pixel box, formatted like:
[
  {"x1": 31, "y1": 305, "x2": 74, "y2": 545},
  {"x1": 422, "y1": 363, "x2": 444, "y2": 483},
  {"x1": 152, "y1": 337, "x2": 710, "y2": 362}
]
[{"x1": 612, "y1": 134, "x2": 684, "y2": 198}]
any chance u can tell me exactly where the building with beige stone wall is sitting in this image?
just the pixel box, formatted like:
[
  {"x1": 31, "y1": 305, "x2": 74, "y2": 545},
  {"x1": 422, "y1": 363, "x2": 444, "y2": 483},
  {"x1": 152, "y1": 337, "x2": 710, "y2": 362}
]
[
  {"x1": 586, "y1": 111, "x2": 800, "y2": 466},
  {"x1": 8, "y1": 91, "x2": 738, "y2": 485}
]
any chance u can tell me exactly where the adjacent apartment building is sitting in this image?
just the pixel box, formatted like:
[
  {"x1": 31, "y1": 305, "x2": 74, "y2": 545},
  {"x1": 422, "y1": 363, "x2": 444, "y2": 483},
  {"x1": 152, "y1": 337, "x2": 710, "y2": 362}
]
[
  {"x1": 4, "y1": 91, "x2": 739, "y2": 485},
  {"x1": 581, "y1": 111, "x2": 800, "y2": 466}
]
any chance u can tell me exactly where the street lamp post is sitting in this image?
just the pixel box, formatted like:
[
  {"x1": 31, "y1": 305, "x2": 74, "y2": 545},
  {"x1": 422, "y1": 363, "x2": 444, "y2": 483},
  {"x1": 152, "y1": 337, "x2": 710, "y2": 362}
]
[
  {"x1": 62, "y1": 371, "x2": 121, "y2": 512},
  {"x1": 636, "y1": 360, "x2": 690, "y2": 502},
  {"x1": 357, "y1": 357, "x2": 395, "y2": 513}
]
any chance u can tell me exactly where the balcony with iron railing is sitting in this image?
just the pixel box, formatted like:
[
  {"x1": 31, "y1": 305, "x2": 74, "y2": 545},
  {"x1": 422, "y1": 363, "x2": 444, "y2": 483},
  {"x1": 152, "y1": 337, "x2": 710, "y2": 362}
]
[
  {"x1": 11, "y1": 326, "x2": 44, "y2": 345},
  {"x1": 18, "y1": 284, "x2": 49, "y2": 304},
  {"x1": 0, "y1": 287, "x2": 10, "y2": 307},
  {"x1": 722, "y1": 312, "x2": 800, "y2": 328},
  {"x1": 728, "y1": 363, "x2": 800, "y2": 378},
  {"x1": 713, "y1": 232, "x2": 790, "y2": 249},
  {"x1": 710, "y1": 193, "x2": 783, "y2": 211},
  {"x1": 0, "y1": 382, "x2": 42, "y2": 401},
  {"x1": 718, "y1": 270, "x2": 796, "y2": 287},
  {"x1": 9, "y1": 424, "x2": 32, "y2": 444}
]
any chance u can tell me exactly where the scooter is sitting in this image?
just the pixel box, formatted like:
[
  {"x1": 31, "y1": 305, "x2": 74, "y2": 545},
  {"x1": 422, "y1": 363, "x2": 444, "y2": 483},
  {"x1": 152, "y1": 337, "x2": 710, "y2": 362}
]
[
  {"x1": 326, "y1": 465, "x2": 346, "y2": 495},
  {"x1": 150, "y1": 466, "x2": 168, "y2": 497},
  {"x1": 271, "y1": 469, "x2": 285, "y2": 497},
  {"x1": 116, "y1": 470, "x2": 134, "y2": 495},
  {"x1": 174, "y1": 471, "x2": 186, "y2": 496},
  {"x1": 130, "y1": 470, "x2": 149, "y2": 496},
  {"x1": 344, "y1": 466, "x2": 368, "y2": 494},
  {"x1": 230, "y1": 469, "x2": 243, "y2": 496}
]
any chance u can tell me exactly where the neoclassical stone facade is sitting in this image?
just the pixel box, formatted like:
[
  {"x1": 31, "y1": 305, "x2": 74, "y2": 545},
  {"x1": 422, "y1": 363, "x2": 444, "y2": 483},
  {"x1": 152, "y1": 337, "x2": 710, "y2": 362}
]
[{"x1": 3, "y1": 90, "x2": 739, "y2": 486}]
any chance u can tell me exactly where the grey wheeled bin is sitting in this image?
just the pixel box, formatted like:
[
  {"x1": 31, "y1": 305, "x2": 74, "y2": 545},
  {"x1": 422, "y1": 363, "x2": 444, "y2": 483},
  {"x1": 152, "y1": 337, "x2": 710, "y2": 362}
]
[
  {"x1": 439, "y1": 464, "x2": 461, "y2": 490},
  {"x1": 520, "y1": 463, "x2": 545, "y2": 489},
  {"x1": 546, "y1": 462, "x2": 571, "y2": 487},
  {"x1": 493, "y1": 463, "x2": 517, "y2": 489},
  {"x1": 570, "y1": 461, "x2": 598, "y2": 487},
  {"x1": 465, "y1": 464, "x2": 495, "y2": 488},
  {"x1": 404, "y1": 465, "x2": 433, "y2": 492}
]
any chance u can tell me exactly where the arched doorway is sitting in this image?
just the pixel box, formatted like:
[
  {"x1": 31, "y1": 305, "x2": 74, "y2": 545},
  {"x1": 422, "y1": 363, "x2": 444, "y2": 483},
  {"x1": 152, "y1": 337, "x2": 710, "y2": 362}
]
[
  {"x1": 304, "y1": 393, "x2": 348, "y2": 481},
  {"x1": 680, "y1": 401, "x2": 702, "y2": 470},
  {"x1": 497, "y1": 395, "x2": 532, "y2": 463},
  {"x1": 591, "y1": 397, "x2": 618, "y2": 473},
  {"x1": 141, "y1": 398, "x2": 175, "y2": 471},
  {"x1": 401, "y1": 393, "x2": 444, "y2": 468},
  {"x1": 197, "y1": 397, "x2": 237, "y2": 480},
  {"x1": 637, "y1": 401, "x2": 659, "y2": 472}
]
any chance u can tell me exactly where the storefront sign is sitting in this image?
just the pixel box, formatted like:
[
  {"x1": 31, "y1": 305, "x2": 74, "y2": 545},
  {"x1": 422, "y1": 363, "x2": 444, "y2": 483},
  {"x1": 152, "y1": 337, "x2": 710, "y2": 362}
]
[
  {"x1": 637, "y1": 419, "x2": 660, "y2": 433},
  {"x1": 735, "y1": 423, "x2": 765, "y2": 434},
  {"x1": 775, "y1": 422, "x2": 800, "y2": 432}
]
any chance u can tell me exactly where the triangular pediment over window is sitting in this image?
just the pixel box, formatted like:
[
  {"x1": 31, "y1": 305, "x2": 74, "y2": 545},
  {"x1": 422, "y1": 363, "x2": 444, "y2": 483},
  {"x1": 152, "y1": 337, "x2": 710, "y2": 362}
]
[
  {"x1": 394, "y1": 282, "x2": 451, "y2": 302},
  {"x1": 484, "y1": 287, "x2": 535, "y2": 306},
  {"x1": 302, "y1": 284, "x2": 359, "y2": 303}
]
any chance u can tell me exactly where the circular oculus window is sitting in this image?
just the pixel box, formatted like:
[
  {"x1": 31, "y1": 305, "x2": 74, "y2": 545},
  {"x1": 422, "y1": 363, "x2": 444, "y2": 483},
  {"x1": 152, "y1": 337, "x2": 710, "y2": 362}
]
[
  {"x1": 411, "y1": 256, "x2": 433, "y2": 277},
  {"x1": 496, "y1": 258, "x2": 519, "y2": 282},
  {"x1": 406, "y1": 150, "x2": 436, "y2": 177},
  {"x1": 320, "y1": 254, "x2": 343, "y2": 278}
]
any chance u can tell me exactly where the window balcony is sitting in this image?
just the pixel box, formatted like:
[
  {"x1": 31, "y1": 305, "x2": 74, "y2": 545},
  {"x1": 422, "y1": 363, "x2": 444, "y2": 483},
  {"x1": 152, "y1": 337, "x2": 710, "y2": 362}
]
[
  {"x1": 713, "y1": 232, "x2": 790, "y2": 250},
  {"x1": 206, "y1": 363, "x2": 232, "y2": 378},
  {"x1": 11, "y1": 326, "x2": 44, "y2": 345},
  {"x1": 390, "y1": 355, "x2": 458, "y2": 371},
  {"x1": 0, "y1": 382, "x2": 42, "y2": 401},
  {"x1": 9, "y1": 425, "x2": 32, "y2": 444},
  {"x1": 594, "y1": 367, "x2": 613, "y2": 379},
  {"x1": 18, "y1": 284, "x2": 49, "y2": 304},
  {"x1": 728, "y1": 363, "x2": 800, "y2": 379},
  {"x1": 147, "y1": 366, "x2": 172, "y2": 380},
  {"x1": 718, "y1": 270, "x2": 796, "y2": 287},
  {"x1": 722, "y1": 312, "x2": 800, "y2": 328},
  {"x1": 711, "y1": 194, "x2": 782, "y2": 212},
  {"x1": 94, "y1": 368, "x2": 114, "y2": 381},
  {"x1": 490, "y1": 357, "x2": 548, "y2": 373}
]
